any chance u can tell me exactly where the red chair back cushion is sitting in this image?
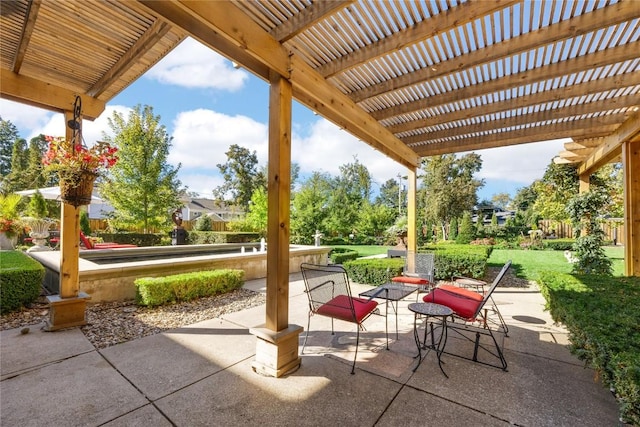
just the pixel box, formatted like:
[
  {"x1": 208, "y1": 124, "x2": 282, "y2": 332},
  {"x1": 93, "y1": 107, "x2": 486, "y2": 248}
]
[{"x1": 438, "y1": 284, "x2": 483, "y2": 301}]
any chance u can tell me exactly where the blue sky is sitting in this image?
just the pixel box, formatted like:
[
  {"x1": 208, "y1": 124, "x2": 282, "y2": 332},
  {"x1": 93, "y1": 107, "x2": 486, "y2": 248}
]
[{"x1": 1, "y1": 37, "x2": 567, "y2": 202}]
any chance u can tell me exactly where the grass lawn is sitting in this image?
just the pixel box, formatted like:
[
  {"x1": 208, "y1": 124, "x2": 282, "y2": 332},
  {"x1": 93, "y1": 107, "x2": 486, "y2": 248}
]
[{"x1": 330, "y1": 245, "x2": 392, "y2": 257}]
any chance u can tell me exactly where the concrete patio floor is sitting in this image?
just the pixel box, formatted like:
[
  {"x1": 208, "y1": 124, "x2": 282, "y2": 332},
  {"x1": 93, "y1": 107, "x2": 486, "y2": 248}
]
[{"x1": 1, "y1": 272, "x2": 623, "y2": 426}]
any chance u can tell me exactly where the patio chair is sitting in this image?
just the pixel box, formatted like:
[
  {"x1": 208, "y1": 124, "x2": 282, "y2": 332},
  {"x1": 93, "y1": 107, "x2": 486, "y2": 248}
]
[
  {"x1": 300, "y1": 263, "x2": 381, "y2": 374},
  {"x1": 80, "y1": 232, "x2": 137, "y2": 249},
  {"x1": 422, "y1": 260, "x2": 512, "y2": 371},
  {"x1": 390, "y1": 252, "x2": 435, "y2": 299},
  {"x1": 443, "y1": 271, "x2": 510, "y2": 335}
]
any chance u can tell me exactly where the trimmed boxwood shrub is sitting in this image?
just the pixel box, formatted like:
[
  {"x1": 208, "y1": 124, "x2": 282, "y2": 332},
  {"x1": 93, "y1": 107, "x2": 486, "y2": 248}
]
[
  {"x1": 135, "y1": 269, "x2": 245, "y2": 307},
  {"x1": 97, "y1": 232, "x2": 162, "y2": 247},
  {"x1": 343, "y1": 258, "x2": 404, "y2": 286},
  {"x1": 188, "y1": 231, "x2": 260, "y2": 244},
  {"x1": 538, "y1": 272, "x2": 640, "y2": 424},
  {"x1": 329, "y1": 247, "x2": 359, "y2": 264},
  {"x1": 542, "y1": 238, "x2": 576, "y2": 251},
  {"x1": 1, "y1": 251, "x2": 44, "y2": 313}
]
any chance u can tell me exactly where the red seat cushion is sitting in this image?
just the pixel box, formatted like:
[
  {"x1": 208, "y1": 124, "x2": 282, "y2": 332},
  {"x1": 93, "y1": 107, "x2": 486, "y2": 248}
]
[
  {"x1": 316, "y1": 295, "x2": 378, "y2": 323},
  {"x1": 438, "y1": 284, "x2": 483, "y2": 301},
  {"x1": 423, "y1": 288, "x2": 481, "y2": 319},
  {"x1": 391, "y1": 276, "x2": 430, "y2": 285}
]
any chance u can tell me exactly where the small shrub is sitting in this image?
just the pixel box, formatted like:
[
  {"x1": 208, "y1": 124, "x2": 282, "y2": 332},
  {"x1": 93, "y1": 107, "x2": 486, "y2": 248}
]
[
  {"x1": 194, "y1": 215, "x2": 213, "y2": 231},
  {"x1": 135, "y1": 269, "x2": 245, "y2": 307},
  {"x1": 0, "y1": 251, "x2": 44, "y2": 313},
  {"x1": 329, "y1": 247, "x2": 359, "y2": 264},
  {"x1": 343, "y1": 258, "x2": 404, "y2": 286}
]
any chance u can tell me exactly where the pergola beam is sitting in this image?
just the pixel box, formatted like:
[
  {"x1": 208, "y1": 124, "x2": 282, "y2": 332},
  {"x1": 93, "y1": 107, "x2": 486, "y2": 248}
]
[
  {"x1": 317, "y1": 0, "x2": 515, "y2": 79},
  {"x1": 352, "y1": 1, "x2": 639, "y2": 103},
  {"x1": 578, "y1": 110, "x2": 640, "y2": 175},
  {"x1": 140, "y1": 0, "x2": 419, "y2": 169},
  {"x1": 387, "y1": 73, "x2": 640, "y2": 134},
  {"x1": 0, "y1": 70, "x2": 106, "y2": 120},
  {"x1": 271, "y1": 1, "x2": 353, "y2": 42},
  {"x1": 413, "y1": 122, "x2": 618, "y2": 157},
  {"x1": 12, "y1": 0, "x2": 41, "y2": 72},
  {"x1": 371, "y1": 41, "x2": 639, "y2": 121}
]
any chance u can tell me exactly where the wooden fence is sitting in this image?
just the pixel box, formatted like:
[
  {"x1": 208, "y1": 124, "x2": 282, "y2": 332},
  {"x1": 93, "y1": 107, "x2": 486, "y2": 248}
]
[
  {"x1": 88, "y1": 219, "x2": 227, "y2": 233},
  {"x1": 538, "y1": 220, "x2": 624, "y2": 245}
]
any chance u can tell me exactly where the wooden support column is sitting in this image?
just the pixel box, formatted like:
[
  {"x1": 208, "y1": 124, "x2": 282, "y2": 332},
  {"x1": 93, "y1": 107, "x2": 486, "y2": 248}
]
[
  {"x1": 406, "y1": 169, "x2": 417, "y2": 258},
  {"x1": 44, "y1": 109, "x2": 89, "y2": 331},
  {"x1": 622, "y1": 138, "x2": 640, "y2": 277},
  {"x1": 579, "y1": 173, "x2": 590, "y2": 193},
  {"x1": 251, "y1": 71, "x2": 302, "y2": 377}
]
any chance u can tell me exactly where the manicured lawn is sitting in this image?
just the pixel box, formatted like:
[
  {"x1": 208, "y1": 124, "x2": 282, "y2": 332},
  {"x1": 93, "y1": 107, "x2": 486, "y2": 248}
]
[{"x1": 330, "y1": 245, "x2": 392, "y2": 257}]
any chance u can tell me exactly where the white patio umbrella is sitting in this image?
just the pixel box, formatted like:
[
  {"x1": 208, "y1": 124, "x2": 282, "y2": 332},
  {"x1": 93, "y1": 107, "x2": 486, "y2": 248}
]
[{"x1": 15, "y1": 186, "x2": 105, "y2": 203}]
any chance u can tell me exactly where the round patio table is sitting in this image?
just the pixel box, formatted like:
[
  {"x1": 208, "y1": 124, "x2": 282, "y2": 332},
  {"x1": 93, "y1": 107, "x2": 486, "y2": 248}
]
[{"x1": 409, "y1": 302, "x2": 453, "y2": 377}]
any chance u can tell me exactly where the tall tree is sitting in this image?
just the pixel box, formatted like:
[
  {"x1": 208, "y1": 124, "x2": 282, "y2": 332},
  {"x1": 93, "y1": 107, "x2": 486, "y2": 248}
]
[
  {"x1": 375, "y1": 178, "x2": 400, "y2": 211},
  {"x1": 491, "y1": 192, "x2": 512, "y2": 210},
  {"x1": 532, "y1": 162, "x2": 578, "y2": 221},
  {"x1": 0, "y1": 117, "x2": 19, "y2": 178},
  {"x1": 6, "y1": 138, "x2": 28, "y2": 191},
  {"x1": 325, "y1": 157, "x2": 372, "y2": 236},
  {"x1": 420, "y1": 153, "x2": 484, "y2": 240},
  {"x1": 213, "y1": 144, "x2": 259, "y2": 207},
  {"x1": 99, "y1": 105, "x2": 182, "y2": 233},
  {"x1": 290, "y1": 172, "x2": 333, "y2": 244},
  {"x1": 25, "y1": 135, "x2": 50, "y2": 189}
]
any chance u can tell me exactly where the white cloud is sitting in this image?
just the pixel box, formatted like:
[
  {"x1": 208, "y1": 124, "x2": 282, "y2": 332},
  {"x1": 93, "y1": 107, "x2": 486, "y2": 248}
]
[
  {"x1": 178, "y1": 172, "x2": 224, "y2": 196},
  {"x1": 145, "y1": 38, "x2": 248, "y2": 91},
  {"x1": 292, "y1": 119, "x2": 406, "y2": 186},
  {"x1": 0, "y1": 99, "x2": 54, "y2": 136},
  {"x1": 471, "y1": 138, "x2": 570, "y2": 184},
  {"x1": 169, "y1": 109, "x2": 268, "y2": 169}
]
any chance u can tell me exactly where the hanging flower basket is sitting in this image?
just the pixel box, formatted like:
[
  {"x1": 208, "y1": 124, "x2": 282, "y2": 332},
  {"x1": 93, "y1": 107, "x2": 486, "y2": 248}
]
[{"x1": 59, "y1": 169, "x2": 99, "y2": 207}]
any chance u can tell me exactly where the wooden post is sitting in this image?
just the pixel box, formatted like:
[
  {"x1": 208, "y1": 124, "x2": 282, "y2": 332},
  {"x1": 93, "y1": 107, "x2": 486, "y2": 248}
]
[
  {"x1": 251, "y1": 71, "x2": 302, "y2": 377},
  {"x1": 44, "y1": 109, "x2": 89, "y2": 331},
  {"x1": 623, "y1": 138, "x2": 640, "y2": 276},
  {"x1": 406, "y1": 169, "x2": 417, "y2": 264},
  {"x1": 579, "y1": 173, "x2": 590, "y2": 193}
]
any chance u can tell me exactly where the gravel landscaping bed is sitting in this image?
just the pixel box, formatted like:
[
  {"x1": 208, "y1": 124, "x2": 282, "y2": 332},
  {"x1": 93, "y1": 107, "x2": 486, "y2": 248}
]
[{"x1": 0, "y1": 289, "x2": 266, "y2": 349}]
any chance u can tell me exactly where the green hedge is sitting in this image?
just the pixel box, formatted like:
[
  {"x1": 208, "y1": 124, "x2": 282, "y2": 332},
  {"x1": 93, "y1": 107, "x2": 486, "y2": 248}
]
[
  {"x1": 538, "y1": 272, "x2": 640, "y2": 425},
  {"x1": 329, "y1": 247, "x2": 359, "y2": 264},
  {"x1": 97, "y1": 232, "x2": 162, "y2": 247},
  {"x1": 343, "y1": 258, "x2": 404, "y2": 286},
  {"x1": 541, "y1": 239, "x2": 576, "y2": 251},
  {"x1": 188, "y1": 231, "x2": 260, "y2": 244},
  {"x1": 0, "y1": 251, "x2": 44, "y2": 314},
  {"x1": 420, "y1": 245, "x2": 490, "y2": 279},
  {"x1": 135, "y1": 269, "x2": 245, "y2": 307}
]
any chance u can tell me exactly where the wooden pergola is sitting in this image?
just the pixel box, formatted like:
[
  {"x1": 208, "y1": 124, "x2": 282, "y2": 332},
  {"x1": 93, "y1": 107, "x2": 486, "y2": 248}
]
[{"x1": 2, "y1": 0, "x2": 639, "y2": 376}]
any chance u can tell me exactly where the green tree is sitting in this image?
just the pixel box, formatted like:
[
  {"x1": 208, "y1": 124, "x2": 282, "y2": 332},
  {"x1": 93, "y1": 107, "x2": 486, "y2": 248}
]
[
  {"x1": 491, "y1": 192, "x2": 512, "y2": 210},
  {"x1": 456, "y1": 211, "x2": 474, "y2": 244},
  {"x1": 420, "y1": 153, "x2": 484, "y2": 240},
  {"x1": 79, "y1": 210, "x2": 91, "y2": 235},
  {"x1": 25, "y1": 190, "x2": 48, "y2": 218},
  {"x1": 245, "y1": 186, "x2": 268, "y2": 236},
  {"x1": 566, "y1": 188, "x2": 612, "y2": 275},
  {"x1": 449, "y1": 216, "x2": 458, "y2": 240},
  {"x1": 532, "y1": 162, "x2": 578, "y2": 221},
  {"x1": 513, "y1": 185, "x2": 537, "y2": 212},
  {"x1": 0, "y1": 117, "x2": 19, "y2": 178},
  {"x1": 355, "y1": 201, "x2": 395, "y2": 242},
  {"x1": 375, "y1": 178, "x2": 400, "y2": 211},
  {"x1": 25, "y1": 135, "x2": 50, "y2": 189},
  {"x1": 99, "y1": 105, "x2": 182, "y2": 233},
  {"x1": 6, "y1": 138, "x2": 28, "y2": 191},
  {"x1": 324, "y1": 158, "x2": 372, "y2": 237},
  {"x1": 213, "y1": 144, "x2": 260, "y2": 207},
  {"x1": 290, "y1": 172, "x2": 332, "y2": 244}
]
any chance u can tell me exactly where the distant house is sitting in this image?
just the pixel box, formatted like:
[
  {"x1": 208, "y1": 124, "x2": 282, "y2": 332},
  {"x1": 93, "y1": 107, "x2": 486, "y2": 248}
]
[{"x1": 472, "y1": 203, "x2": 515, "y2": 226}]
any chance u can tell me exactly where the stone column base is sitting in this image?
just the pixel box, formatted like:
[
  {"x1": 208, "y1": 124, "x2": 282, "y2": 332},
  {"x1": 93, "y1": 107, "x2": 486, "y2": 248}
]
[
  {"x1": 250, "y1": 324, "x2": 303, "y2": 378},
  {"x1": 43, "y1": 292, "x2": 91, "y2": 331}
]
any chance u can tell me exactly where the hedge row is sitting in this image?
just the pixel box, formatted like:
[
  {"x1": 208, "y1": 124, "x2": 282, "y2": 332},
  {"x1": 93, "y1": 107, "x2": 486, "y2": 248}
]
[
  {"x1": 188, "y1": 231, "x2": 260, "y2": 245},
  {"x1": 135, "y1": 269, "x2": 245, "y2": 307},
  {"x1": 329, "y1": 247, "x2": 359, "y2": 264},
  {"x1": 343, "y1": 258, "x2": 404, "y2": 286},
  {"x1": 97, "y1": 232, "x2": 162, "y2": 247},
  {"x1": 538, "y1": 272, "x2": 640, "y2": 425},
  {"x1": 0, "y1": 251, "x2": 44, "y2": 314}
]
